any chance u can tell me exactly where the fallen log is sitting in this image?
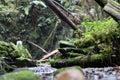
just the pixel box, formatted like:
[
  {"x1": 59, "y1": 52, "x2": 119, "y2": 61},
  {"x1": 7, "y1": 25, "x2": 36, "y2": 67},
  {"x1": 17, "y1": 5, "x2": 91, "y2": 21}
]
[
  {"x1": 58, "y1": 48, "x2": 84, "y2": 56},
  {"x1": 95, "y1": 0, "x2": 120, "y2": 23},
  {"x1": 103, "y1": 1, "x2": 120, "y2": 22},
  {"x1": 50, "y1": 53, "x2": 117, "y2": 68},
  {"x1": 43, "y1": 0, "x2": 78, "y2": 30}
]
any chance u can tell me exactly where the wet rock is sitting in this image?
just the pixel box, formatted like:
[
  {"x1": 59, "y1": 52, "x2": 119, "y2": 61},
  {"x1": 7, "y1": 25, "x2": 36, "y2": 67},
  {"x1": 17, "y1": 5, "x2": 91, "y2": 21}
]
[{"x1": 55, "y1": 68, "x2": 85, "y2": 80}]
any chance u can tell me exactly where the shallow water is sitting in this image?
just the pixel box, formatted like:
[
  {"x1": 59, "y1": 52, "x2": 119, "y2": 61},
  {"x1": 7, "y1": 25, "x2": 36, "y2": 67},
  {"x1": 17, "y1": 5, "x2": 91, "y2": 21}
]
[
  {"x1": 83, "y1": 67, "x2": 120, "y2": 80},
  {"x1": 28, "y1": 64, "x2": 57, "y2": 80},
  {"x1": 17, "y1": 64, "x2": 120, "y2": 80}
]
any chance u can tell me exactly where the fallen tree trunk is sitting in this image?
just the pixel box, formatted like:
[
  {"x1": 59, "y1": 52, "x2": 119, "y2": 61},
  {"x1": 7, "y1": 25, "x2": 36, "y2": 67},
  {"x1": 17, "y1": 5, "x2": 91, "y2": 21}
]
[
  {"x1": 95, "y1": 0, "x2": 120, "y2": 23},
  {"x1": 50, "y1": 53, "x2": 117, "y2": 68},
  {"x1": 49, "y1": 18, "x2": 120, "y2": 68},
  {"x1": 103, "y1": 1, "x2": 120, "y2": 22},
  {"x1": 43, "y1": 0, "x2": 78, "y2": 30}
]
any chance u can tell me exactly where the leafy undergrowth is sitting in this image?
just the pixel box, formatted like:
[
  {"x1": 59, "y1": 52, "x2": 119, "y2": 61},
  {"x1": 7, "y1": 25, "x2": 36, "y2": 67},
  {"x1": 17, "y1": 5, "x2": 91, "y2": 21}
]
[
  {"x1": 0, "y1": 41, "x2": 35, "y2": 72},
  {"x1": 50, "y1": 18, "x2": 120, "y2": 68}
]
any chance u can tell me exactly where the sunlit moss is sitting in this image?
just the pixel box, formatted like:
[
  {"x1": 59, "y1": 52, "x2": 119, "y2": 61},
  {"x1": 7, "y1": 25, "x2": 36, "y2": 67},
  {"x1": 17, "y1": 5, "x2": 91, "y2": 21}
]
[
  {"x1": 0, "y1": 70, "x2": 41, "y2": 80},
  {"x1": 50, "y1": 18, "x2": 120, "y2": 68},
  {"x1": 75, "y1": 35, "x2": 95, "y2": 48}
]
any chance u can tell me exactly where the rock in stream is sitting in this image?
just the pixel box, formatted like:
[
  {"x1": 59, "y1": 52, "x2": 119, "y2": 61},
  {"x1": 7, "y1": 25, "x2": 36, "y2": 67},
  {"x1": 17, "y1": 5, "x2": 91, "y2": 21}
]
[{"x1": 14, "y1": 64, "x2": 120, "y2": 80}]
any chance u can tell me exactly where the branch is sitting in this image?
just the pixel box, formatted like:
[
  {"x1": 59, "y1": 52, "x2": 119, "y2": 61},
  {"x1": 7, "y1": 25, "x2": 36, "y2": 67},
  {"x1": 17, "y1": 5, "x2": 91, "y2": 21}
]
[
  {"x1": 43, "y1": 0, "x2": 78, "y2": 30},
  {"x1": 53, "y1": 0, "x2": 81, "y2": 24},
  {"x1": 94, "y1": 0, "x2": 108, "y2": 7},
  {"x1": 40, "y1": 49, "x2": 59, "y2": 61},
  {"x1": 27, "y1": 41, "x2": 48, "y2": 54}
]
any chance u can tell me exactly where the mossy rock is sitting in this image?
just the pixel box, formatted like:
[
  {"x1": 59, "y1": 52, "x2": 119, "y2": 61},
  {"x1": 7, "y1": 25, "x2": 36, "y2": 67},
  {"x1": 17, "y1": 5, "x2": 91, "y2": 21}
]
[{"x1": 0, "y1": 70, "x2": 41, "y2": 80}]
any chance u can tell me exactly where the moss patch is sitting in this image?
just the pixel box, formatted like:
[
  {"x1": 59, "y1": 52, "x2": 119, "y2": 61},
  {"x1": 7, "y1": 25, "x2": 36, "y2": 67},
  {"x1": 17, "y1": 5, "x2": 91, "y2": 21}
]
[{"x1": 0, "y1": 70, "x2": 41, "y2": 80}]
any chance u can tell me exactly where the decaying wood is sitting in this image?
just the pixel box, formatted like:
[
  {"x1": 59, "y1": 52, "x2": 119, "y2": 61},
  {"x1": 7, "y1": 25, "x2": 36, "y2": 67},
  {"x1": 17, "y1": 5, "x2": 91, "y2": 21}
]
[
  {"x1": 53, "y1": 0, "x2": 81, "y2": 24},
  {"x1": 95, "y1": 0, "x2": 120, "y2": 23},
  {"x1": 50, "y1": 53, "x2": 117, "y2": 68},
  {"x1": 40, "y1": 49, "x2": 59, "y2": 61},
  {"x1": 43, "y1": 0, "x2": 78, "y2": 30},
  {"x1": 103, "y1": 1, "x2": 120, "y2": 22}
]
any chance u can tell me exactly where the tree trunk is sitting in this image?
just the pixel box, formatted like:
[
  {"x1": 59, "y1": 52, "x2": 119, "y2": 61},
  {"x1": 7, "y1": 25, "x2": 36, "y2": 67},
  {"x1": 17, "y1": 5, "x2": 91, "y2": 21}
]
[
  {"x1": 50, "y1": 53, "x2": 116, "y2": 68},
  {"x1": 103, "y1": 1, "x2": 120, "y2": 22},
  {"x1": 43, "y1": 0, "x2": 78, "y2": 30}
]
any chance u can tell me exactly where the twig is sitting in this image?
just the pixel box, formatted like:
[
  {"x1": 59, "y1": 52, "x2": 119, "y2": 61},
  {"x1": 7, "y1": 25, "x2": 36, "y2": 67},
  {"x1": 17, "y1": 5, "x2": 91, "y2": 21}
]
[
  {"x1": 27, "y1": 41, "x2": 48, "y2": 54},
  {"x1": 40, "y1": 49, "x2": 59, "y2": 61}
]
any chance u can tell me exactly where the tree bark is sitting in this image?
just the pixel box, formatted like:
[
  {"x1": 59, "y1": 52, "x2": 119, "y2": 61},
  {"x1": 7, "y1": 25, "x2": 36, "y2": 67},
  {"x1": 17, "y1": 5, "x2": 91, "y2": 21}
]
[
  {"x1": 43, "y1": 0, "x2": 78, "y2": 30},
  {"x1": 103, "y1": 1, "x2": 120, "y2": 22}
]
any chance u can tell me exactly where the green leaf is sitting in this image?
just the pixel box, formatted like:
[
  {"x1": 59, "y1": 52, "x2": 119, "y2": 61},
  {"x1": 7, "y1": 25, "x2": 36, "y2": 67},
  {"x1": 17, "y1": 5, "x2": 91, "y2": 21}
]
[
  {"x1": 24, "y1": 6, "x2": 31, "y2": 15},
  {"x1": 32, "y1": 1, "x2": 47, "y2": 8}
]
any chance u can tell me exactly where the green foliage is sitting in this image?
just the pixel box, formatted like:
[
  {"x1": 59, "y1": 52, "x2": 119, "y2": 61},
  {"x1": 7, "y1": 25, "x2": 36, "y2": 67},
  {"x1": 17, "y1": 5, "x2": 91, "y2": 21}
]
[
  {"x1": 0, "y1": 41, "x2": 32, "y2": 58},
  {"x1": 50, "y1": 18, "x2": 120, "y2": 68},
  {"x1": 75, "y1": 35, "x2": 95, "y2": 48},
  {"x1": 82, "y1": 18, "x2": 116, "y2": 35},
  {"x1": 0, "y1": 41, "x2": 34, "y2": 72},
  {"x1": 0, "y1": 70, "x2": 41, "y2": 80},
  {"x1": 74, "y1": 18, "x2": 118, "y2": 48},
  {"x1": 0, "y1": 0, "x2": 58, "y2": 58}
]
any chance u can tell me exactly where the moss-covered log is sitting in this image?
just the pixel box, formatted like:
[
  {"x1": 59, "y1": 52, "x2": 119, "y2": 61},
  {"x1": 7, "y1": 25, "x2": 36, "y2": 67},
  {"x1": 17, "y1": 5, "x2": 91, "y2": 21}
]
[
  {"x1": 58, "y1": 48, "x2": 84, "y2": 56},
  {"x1": 50, "y1": 53, "x2": 116, "y2": 68},
  {"x1": 49, "y1": 18, "x2": 120, "y2": 68}
]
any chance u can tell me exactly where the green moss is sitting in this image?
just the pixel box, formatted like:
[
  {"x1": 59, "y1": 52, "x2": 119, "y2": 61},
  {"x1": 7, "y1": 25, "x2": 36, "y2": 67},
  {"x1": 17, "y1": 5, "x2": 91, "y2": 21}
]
[
  {"x1": 66, "y1": 52, "x2": 84, "y2": 57},
  {"x1": 90, "y1": 54, "x2": 105, "y2": 62},
  {"x1": 75, "y1": 35, "x2": 95, "y2": 48},
  {"x1": 0, "y1": 70, "x2": 41, "y2": 80},
  {"x1": 50, "y1": 18, "x2": 120, "y2": 68},
  {"x1": 0, "y1": 41, "x2": 35, "y2": 72}
]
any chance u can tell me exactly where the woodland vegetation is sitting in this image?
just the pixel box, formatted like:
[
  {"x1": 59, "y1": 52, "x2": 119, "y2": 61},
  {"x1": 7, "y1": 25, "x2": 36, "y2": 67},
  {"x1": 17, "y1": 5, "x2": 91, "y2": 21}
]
[{"x1": 0, "y1": 0, "x2": 120, "y2": 79}]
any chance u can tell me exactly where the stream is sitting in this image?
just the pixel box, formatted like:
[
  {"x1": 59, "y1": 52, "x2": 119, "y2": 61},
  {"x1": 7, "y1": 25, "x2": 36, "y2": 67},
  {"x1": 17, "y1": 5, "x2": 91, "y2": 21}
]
[{"x1": 16, "y1": 64, "x2": 120, "y2": 80}]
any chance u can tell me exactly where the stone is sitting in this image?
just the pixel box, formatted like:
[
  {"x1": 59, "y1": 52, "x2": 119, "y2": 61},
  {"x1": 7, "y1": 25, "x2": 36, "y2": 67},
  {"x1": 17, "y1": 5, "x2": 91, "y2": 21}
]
[{"x1": 55, "y1": 69, "x2": 86, "y2": 80}]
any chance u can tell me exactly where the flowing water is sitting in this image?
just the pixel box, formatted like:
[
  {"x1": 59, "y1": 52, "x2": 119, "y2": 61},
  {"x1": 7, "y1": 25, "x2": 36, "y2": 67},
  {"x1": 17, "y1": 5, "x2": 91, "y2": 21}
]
[
  {"x1": 83, "y1": 67, "x2": 120, "y2": 80},
  {"x1": 16, "y1": 64, "x2": 120, "y2": 80},
  {"x1": 28, "y1": 64, "x2": 57, "y2": 80}
]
